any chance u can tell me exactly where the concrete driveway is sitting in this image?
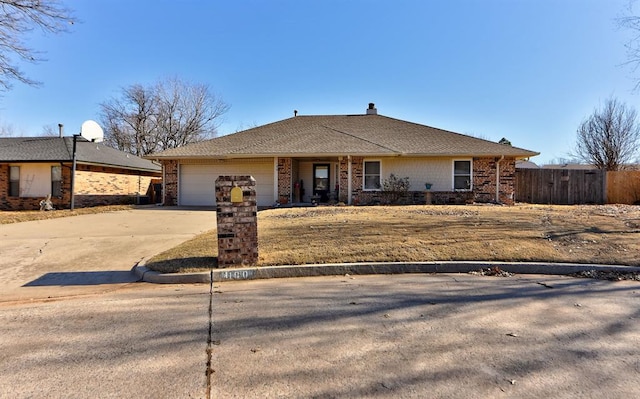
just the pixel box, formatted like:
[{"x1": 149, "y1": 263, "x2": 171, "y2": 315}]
[{"x1": 0, "y1": 206, "x2": 215, "y2": 302}]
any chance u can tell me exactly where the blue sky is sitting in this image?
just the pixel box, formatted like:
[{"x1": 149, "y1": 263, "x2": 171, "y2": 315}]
[{"x1": 0, "y1": 0, "x2": 638, "y2": 164}]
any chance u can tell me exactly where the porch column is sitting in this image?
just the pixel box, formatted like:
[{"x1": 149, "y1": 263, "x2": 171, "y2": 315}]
[
  {"x1": 348, "y1": 155, "x2": 353, "y2": 205},
  {"x1": 339, "y1": 156, "x2": 350, "y2": 204},
  {"x1": 277, "y1": 157, "x2": 292, "y2": 203}
]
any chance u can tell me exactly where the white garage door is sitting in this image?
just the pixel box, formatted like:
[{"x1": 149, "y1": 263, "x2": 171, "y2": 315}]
[{"x1": 179, "y1": 162, "x2": 274, "y2": 206}]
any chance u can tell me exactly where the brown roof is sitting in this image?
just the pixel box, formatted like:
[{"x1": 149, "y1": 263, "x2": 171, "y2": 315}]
[{"x1": 148, "y1": 114, "x2": 539, "y2": 159}]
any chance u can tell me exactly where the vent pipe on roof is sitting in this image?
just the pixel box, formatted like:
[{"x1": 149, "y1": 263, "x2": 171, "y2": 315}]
[
  {"x1": 294, "y1": 110, "x2": 298, "y2": 117},
  {"x1": 58, "y1": 123, "x2": 63, "y2": 137},
  {"x1": 366, "y1": 103, "x2": 377, "y2": 115}
]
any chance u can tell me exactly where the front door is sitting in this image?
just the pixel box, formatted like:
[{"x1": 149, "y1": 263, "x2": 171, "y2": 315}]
[{"x1": 313, "y1": 164, "x2": 330, "y2": 202}]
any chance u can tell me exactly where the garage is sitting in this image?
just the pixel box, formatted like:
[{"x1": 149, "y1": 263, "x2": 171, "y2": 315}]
[{"x1": 179, "y1": 161, "x2": 275, "y2": 206}]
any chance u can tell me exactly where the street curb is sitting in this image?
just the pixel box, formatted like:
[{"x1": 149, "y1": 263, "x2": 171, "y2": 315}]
[{"x1": 133, "y1": 261, "x2": 640, "y2": 284}]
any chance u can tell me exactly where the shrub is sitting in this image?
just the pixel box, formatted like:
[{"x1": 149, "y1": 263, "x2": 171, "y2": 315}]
[{"x1": 381, "y1": 174, "x2": 410, "y2": 204}]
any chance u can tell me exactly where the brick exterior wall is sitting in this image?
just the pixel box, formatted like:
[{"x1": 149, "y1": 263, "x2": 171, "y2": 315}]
[
  {"x1": 348, "y1": 156, "x2": 517, "y2": 206},
  {"x1": 0, "y1": 163, "x2": 72, "y2": 210},
  {"x1": 155, "y1": 155, "x2": 518, "y2": 208},
  {"x1": 472, "y1": 157, "x2": 516, "y2": 205},
  {"x1": 163, "y1": 160, "x2": 179, "y2": 206},
  {"x1": 350, "y1": 156, "x2": 364, "y2": 203},
  {"x1": 0, "y1": 162, "x2": 160, "y2": 210},
  {"x1": 339, "y1": 157, "x2": 349, "y2": 203},
  {"x1": 215, "y1": 176, "x2": 258, "y2": 267},
  {"x1": 498, "y1": 158, "x2": 516, "y2": 205},
  {"x1": 277, "y1": 157, "x2": 292, "y2": 202}
]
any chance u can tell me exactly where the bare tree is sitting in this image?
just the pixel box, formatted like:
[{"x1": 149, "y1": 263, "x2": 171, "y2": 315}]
[
  {"x1": 101, "y1": 84, "x2": 158, "y2": 156},
  {"x1": 0, "y1": 0, "x2": 74, "y2": 90},
  {"x1": 573, "y1": 97, "x2": 640, "y2": 170},
  {"x1": 100, "y1": 77, "x2": 229, "y2": 156},
  {"x1": 0, "y1": 119, "x2": 15, "y2": 136}
]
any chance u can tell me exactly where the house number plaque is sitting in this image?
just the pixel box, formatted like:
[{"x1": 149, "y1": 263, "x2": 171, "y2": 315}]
[{"x1": 230, "y1": 186, "x2": 243, "y2": 203}]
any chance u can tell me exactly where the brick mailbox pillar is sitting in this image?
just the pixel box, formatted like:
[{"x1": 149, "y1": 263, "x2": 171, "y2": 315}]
[{"x1": 215, "y1": 176, "x2": 258, "y2": 267}]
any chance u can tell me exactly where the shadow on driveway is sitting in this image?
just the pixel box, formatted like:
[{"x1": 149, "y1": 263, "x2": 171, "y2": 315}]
[{"x1": 23, "y1": 271, "x2": 139, "y2": 286}]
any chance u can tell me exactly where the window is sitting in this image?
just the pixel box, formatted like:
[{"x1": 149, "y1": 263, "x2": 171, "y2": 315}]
[
  {"x1": 51, "y1": 166, "x2": 62, "y2": 197},
  {"x1": 453, "y1": 160, "x2": 472, "y2": 190},
  {"x1": 363, "y1": 160, "x2": 381, "y2": 190},
  {"x1": 9, "y1": 166, "x2": 20, "y2": 197}
]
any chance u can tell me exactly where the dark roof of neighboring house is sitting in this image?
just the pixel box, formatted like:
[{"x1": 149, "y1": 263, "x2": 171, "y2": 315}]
[
  {"x1": 0, "y1": 136, "x2": 161, "y2": 172},
  {"x1": 147, "y1": 113, "x2": 539, "y2": 159}
]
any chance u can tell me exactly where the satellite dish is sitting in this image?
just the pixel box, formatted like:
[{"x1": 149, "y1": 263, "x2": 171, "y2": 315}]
[{"x1": 80, "y1": 120, "x2": 104, "y2": 142}]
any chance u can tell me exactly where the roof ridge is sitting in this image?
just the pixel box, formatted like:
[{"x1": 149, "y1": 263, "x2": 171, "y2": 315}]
[
  {"x1": 225, "y1": 119, "x2": 301, "y2": 154},
  {"x1": 319, "y1": 123, "x2": 400, "y2": 154}
]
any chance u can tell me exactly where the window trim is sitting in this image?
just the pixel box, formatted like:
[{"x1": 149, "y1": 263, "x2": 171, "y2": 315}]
[
  {"x1": 452, "y1": 159, "x2": 473, "y2": 191},
  {"x1": 363, "y1": 159, "x2": 382, "y2": 191},
  {"x1": 9, "y1": 165, "x2": 20, "y2": 197},
  {"x1": 51, "y1": 165, "x2": 62, "y2": 197}
]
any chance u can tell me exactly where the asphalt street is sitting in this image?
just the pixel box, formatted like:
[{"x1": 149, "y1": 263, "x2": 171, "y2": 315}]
[{"x1": 1, "y1": 274, "x2": 639, "y2": 398}]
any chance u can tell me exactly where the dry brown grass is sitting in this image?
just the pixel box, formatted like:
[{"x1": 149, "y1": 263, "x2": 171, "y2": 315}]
[
  {"x1": 146, "y1": 204, "x2": 640, "y2": 273},
  {"x1": 0, "y1": 205, "x2": 137, "y2": 225}
]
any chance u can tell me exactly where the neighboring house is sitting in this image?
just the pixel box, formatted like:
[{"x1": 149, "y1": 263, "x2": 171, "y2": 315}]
[
  {"x1": 147, "y1": 103, "x2": 539, "y2": 207},
  {"x1": 516, "y1": 160, "x2": 540, "y2": 169},
  {"x1": 542, "y1": 163, "x2": 598, "y2": 170},
  {"x1": 0, "y1": 136, "x2": 161, "y2": 210}
]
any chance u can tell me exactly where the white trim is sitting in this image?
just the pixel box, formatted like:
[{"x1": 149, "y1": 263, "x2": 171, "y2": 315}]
[
  {"x1": 363, "y1": 159, "x2": 382, "y2": 191},
  {"x1": 452, "y1": 159, "x2": 473, "y2": 191}
]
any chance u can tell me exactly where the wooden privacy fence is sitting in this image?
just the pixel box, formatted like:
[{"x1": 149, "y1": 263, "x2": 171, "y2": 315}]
[
  {"x1": 607, "y1": 170, "x2": 640, "y2": 205},
  {"x1": 515, "y1": 169, "x2": 606, "y2": 204}
]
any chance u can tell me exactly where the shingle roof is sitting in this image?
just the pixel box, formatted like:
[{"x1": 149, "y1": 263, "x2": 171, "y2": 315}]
[
  {"x1": 148, "y1": 114, "x2": 539, "y2": 159},
  {"x1": 0, "y1": 137, "x2": 160, "y2": 172}
]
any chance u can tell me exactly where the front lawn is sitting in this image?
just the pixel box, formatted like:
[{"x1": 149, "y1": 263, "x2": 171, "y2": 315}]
[{"x1": 145, "y1": 204, "x2": 640, "y2": 273}]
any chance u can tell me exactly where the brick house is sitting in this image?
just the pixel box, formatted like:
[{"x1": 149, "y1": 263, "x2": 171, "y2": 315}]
[
  {"x1": 147, "y1": 104, "x2": 538, "y2": 207},
  {"x1": 0, "y1": 136, "x2": 161, "y2": 210}
]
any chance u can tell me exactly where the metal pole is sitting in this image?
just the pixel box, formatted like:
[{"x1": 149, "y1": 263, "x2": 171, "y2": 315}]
[{"x1": 70, "y1": 134, "x2": 78, "y2": 210}]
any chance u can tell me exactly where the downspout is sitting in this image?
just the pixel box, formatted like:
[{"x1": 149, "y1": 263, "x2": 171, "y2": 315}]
[
  {"x1": 347, "y1": 155, "x2": 352, "y2": 205},
  {"x1": 496, "y1": 155, "x2": 504, "y2": 203}
]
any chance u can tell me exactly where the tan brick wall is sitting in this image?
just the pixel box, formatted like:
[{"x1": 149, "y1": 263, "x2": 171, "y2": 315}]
[{"x1": 75, "y1": 168, "x2": 154, "y2": 196}]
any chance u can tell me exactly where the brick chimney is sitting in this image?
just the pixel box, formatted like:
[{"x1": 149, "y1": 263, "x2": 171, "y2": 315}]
[{"x1": 366, "y1": 102, "x2": 377, "y2": 115}]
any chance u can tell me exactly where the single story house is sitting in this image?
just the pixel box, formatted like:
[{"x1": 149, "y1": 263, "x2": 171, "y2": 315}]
[
  {"x1": 147, "y1": 104, "x2": 538, "y2": 207},
  {"x1": 0, "y1": 136, "x2": 161, "y2": 210}
]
